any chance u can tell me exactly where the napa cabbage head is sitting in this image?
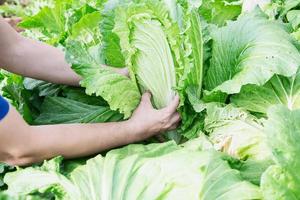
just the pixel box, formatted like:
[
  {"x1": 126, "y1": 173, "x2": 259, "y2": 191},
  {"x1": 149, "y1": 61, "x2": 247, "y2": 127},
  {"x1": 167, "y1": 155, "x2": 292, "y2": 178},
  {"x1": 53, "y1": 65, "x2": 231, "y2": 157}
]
[
  {"x1": 113, "y1": 1, "x2": 182, "y2": 109},
  {"x1": 204, "y1": 103, "x2": 271, "y2": 162},
  {"x1": 110, "y1": 0, "x2": 204, "y2": 139},
  {"x1": 117, "y1": 18, "x2": 177, "y2": 108},
  {"x1": 66, "y1": 0, "x2": 204, "y2": 131}
]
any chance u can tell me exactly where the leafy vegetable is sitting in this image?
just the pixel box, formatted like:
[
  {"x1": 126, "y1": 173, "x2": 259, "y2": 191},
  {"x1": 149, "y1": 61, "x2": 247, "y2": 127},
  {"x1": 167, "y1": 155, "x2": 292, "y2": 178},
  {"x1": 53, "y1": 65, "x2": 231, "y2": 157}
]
[
  {"x1": 2, "y1": 0, "x2": 300, "y2": 199},
  {"x1": 258, "y1": 106, "x2": 300, "y2": 199},
  {"x1": 66, "y1": 41, "x2": 141, "y2": 118},
  {"x1": 0, "y1": 72, "x2": 42, "y2": 123},
  {"x1": 4, "y1": 141, "x2": 261, "y2": 200},
  {"x1": 199, "y1": 0, "x2": 242, "y2": 26},
  {"x1": 232, "y1": 71, "x2": 300, "y2": 114},
  {"x1": 287, "y1": 10, "x2": 300, "y2": 29},
  {"x1": 64, "y1": 0, "x2": 205, "y2": 139},
  {"x1": 204, "y1": 104, "x2": 271, "y2": 162},
  {"x1": 98, "y1": 0, "x2": 130, "y2": 67},
  {"x1": 110, "y1": 0, "x2": 205, "y2": 137},
  {"x1": 34, "y1": 96, "x2": 123, "y2": 124},
  {"x1": 204, "y1": 104, "x2": 273, "y2": 186},
  {"x1": 18, "y1": 0, "x2": 100, "y2": 44},
  {"x1": 113, "y1": 1, "x2": 179, "y2": 109},
  {"x1": 204, "y1": 10, "x2": 300, "y2": 100}
]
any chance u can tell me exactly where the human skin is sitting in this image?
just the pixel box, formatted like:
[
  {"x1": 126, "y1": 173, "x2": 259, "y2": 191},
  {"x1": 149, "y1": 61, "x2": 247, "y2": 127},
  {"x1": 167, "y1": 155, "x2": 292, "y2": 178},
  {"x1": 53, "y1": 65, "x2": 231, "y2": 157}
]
[
  {"x1": 0, "y1": 16, "x2": 180, "y2": 166},
  {"x1": 3, "y1": 17, "x2": 23, "y2": 32}
]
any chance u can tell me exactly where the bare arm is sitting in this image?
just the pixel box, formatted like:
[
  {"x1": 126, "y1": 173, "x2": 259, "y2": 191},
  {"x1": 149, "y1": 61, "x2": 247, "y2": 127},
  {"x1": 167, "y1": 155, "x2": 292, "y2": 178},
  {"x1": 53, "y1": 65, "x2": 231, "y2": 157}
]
[
  {"x1": 0, "y1": 93, "x2": 180, "y2": 166},
  {"x1": 0, "y1": 16, "x2": 81, "y2": 85},
  {"x1": 0, "y1": 17, "x2": 128, "y2": 85}
]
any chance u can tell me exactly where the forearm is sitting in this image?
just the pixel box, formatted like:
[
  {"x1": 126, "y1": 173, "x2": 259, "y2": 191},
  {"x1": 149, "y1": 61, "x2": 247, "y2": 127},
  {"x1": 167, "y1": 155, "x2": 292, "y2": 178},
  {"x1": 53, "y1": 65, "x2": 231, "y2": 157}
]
[
  {"x1": 0, "y1": 16, "x2": 80, "y2": 85},
  {"x1": 27, "y1": 121, "x2": 135, "y2": 163},
  {"x1": 0, "y1": 106, "x2": 136, "y2": 166},
  {"x1": 1, "y1": 36, "x2": 81, "y2": 86},
  {"x1": 0, "y1": 17, "x2": 129, "y2": 84},
  {"x1": 0, "y1": 93, "x2": 180, "y2": 166}
]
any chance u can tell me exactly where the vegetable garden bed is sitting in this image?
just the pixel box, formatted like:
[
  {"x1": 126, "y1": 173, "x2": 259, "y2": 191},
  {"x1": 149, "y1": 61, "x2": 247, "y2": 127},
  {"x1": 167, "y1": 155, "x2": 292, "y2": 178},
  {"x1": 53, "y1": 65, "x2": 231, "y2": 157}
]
[{"x1": 1, "y1": 0, "x2": 300, "y2": 199}]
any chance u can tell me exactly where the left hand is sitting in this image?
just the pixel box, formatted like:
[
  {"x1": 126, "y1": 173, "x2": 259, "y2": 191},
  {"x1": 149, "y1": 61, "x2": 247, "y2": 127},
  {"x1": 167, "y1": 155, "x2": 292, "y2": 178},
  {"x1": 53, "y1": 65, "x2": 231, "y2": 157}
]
[
  {"x1": 114, "y1": 68, "x2": 129, "y2": 77},
  {"x1": 102, "y1": 64, "x2": 129, "y2": 77}
]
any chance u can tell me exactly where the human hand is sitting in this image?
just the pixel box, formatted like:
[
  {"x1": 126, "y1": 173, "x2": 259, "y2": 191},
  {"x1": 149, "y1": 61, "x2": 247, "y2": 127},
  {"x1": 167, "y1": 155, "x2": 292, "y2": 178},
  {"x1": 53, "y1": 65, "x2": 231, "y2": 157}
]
[
  {"x1": 4, "y1": 17, "x2": 23, "y2": 32},
  {"x1": 114, "y1": 68, "x2": 129, "y2": 77},
  {"x1": 127, "y1": 92, "x2": 181, "y2": 141}
]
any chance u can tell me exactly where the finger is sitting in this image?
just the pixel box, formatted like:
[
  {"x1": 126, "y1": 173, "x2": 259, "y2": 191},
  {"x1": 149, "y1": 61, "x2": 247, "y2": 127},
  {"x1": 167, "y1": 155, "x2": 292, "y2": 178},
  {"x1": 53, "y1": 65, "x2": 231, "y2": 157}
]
[
  {"x1": 121, "y1": 68, "x2": 129, "y2": 77},
  {"x1": 167, "y1": 114, "x2": 180, "y2": 129},
  {"x1": 16, "y1": 27, "x2": 24, "y2": 33},
  {"x1": 141, "y1": 92, "x2": 152, "y2": 105},
  {"x1": 170, "y1": 112, "x2": 181, "y2": 124},
  {"x1": 14, "y1": 17, "x2": 22, "y2": 23},
  {"x1": 9, "y1": 17, "x2": 22, "y2": 24},
  {"x1": 169, "y1": 123, "x2": 180, "y2": 130},
  {"x1": 164, "y1": 95, "x2": 179, "y2": 113}
]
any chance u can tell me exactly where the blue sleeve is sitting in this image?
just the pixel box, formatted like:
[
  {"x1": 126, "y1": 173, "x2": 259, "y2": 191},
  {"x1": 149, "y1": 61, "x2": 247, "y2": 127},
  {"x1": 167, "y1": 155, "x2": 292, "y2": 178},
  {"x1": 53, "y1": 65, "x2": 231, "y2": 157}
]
[{"x1": 0, "y1": 95, "x2": 9, "y2": 121}]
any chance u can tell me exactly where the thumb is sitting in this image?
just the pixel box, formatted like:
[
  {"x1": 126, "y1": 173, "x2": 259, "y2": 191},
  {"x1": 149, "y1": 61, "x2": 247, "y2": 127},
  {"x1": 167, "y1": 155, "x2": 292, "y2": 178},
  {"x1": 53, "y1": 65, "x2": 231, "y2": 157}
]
[
  {"x1": 164, "y1": 95, "x2": 179, "y2": 113},
  {"x1": 141, "y1": 92, "x2": 152, "y2": 105}
]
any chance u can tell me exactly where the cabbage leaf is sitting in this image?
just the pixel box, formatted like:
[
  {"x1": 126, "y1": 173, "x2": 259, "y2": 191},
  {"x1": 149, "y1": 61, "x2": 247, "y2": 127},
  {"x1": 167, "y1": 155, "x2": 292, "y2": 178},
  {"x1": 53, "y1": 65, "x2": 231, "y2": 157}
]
[
  {"x1": 204, "y1": 11, "x2": 300, "y2": 100},
  {"x1": 261, "y1": 106, "x2": 300, "y2": 199},
  {"x1": 4, "y1": 141, "x2": 261, "y2": 200},
  {"x1": 232, "y1": 71, "x2": 300, "y2": 114}
]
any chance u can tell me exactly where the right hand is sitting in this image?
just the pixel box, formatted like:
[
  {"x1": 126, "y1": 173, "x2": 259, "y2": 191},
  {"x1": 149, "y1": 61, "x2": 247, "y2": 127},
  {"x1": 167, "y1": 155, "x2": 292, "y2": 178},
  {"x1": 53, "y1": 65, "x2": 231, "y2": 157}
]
[{"x1": 127, "y1": 92, "x2": 181, "y2": 141}]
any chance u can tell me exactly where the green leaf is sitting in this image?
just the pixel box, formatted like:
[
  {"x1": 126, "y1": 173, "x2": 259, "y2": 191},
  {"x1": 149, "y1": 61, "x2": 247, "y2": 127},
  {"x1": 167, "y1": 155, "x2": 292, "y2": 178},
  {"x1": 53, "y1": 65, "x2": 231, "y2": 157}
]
[
  {"x1": 0, "y1": 163, "x2": 14, "y2": 190},
  {"x1": 18, "y1": 0, "x2": 71, "y2": 43},
  {"x1": 61, "y1": 87, "x2": 108, "y2": 106},
  {"x1": 4, "y1": 158, "x2": 80, "y2": 199},
  {"x1": 287, "y1": 10, "x2": 300, "y2": 29},
  {"x1": 23, "y1": 78, "x2": 64, "y2": 97},
  {"x1": 292, "y1": 28, "x2": 300, "y2": 42},
  {"x1": 264, "y1": 106, "x2": 300, "y2": 173},
  {"x1": 129, "y1": 19, "x2": 178, "y2": 108},
  {"x1": 204, "y1": 104, "x2": 271, "y2": 161},
  {"x1": 79, "y1": 67, "x2": 141, "y2": 118},
  {"x1": 281, "y1": 0, "x2": 300, "y2": 16},
  {"x1": 71, "y1": 145, "x2": 261, "y2": 199},
  {"x1": 204, "y1": 12, "x2": 300, "y2": 100},
  {"x1": 261, "y1": 106, "x2": 300, "y2": 199},
  {"x1": 231, "y1": 72, "x2": 300, "y2": 114},
  {"x1": 69, "y1": 11, "x2": 102, "y2": 45},
  {"x1": 199, "y1": 0, "x2": 242, "y2": 26},
  {"x1": 238, "y1": 159, "x2": 273, "y2": 185},
  {"x1": 18, "y1": 1, "x2": 101, "y2": 44},
  {"x1": 65, "y1": 40, "x2": 141, "y2": 118},
  {"x1": 34, "y1": 96, "x2": 123, "y2": 124},
  {"x1": 261, "y1": 165, "x2": 299, "y2": 200},
  {"x1": 67, "y1": 4, "x2": 98, "y2": 28},
  {"x1": 0, "y1": 72, "x2": 42, "y2": 123},
  {"x1": 0, "y1": 1, "x2": 26, "y2": 17},
  {"x1": 4, "y1": 141, "x2": 261, "y2": 200},
  {"x1": 177, "y1": 8, "x2": 204, "y2": 100},
  {"x1": 99, "y1": 0, "x2": 131, "y2": 67}
]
